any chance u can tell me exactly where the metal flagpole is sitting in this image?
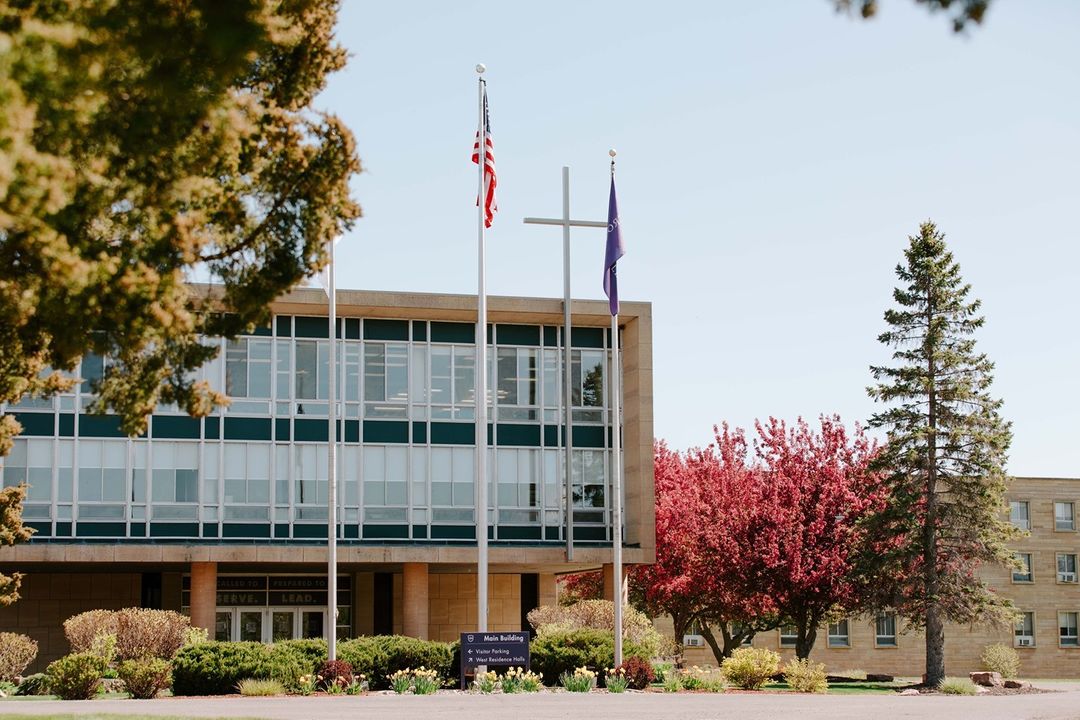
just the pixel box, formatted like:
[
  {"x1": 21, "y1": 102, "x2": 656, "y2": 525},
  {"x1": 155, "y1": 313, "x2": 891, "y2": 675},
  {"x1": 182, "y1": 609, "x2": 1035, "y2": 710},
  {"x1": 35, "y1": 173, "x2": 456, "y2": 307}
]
[
  {"x1": 611, "y1": 310, "x2": 623, "y2": 667},
  {"x1": 327, "y1": 235, "x2": 338, "y2": 661},
  {"x1": 475, "y1": 64, "x2": 489, "y2": 634},
  {"x1": 560, "y1": 167, "x2": 574, "y2": 562},
  {"x1": 608, "y1": 150, "x2": 624, "y2": 667}
]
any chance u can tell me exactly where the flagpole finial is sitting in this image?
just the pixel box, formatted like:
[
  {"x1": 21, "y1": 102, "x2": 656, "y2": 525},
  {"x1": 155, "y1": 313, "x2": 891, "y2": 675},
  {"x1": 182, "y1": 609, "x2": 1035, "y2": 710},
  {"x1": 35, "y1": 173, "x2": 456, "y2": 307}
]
[
  {"x1": 609, "y1": 148, "x2": 617, "y2": 157},
  {"x1": 475, "y1": 63, "x2": 486, "y2": 74}
]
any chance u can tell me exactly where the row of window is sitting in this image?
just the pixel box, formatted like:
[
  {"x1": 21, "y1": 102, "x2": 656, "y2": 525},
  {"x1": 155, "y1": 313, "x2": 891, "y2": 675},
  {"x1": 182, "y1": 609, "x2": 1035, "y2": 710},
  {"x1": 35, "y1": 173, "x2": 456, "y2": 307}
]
[
  {"x1": 1, "y1": 438, "x2": 613, "y2": 526},
  {"x1": 14, "y1": 332, "x2": 615, "y2": 425},
  {"x1": 778, "y1": 615, "x2": 897, "y2": 649},
  {"x1": 688, "y1": 611, "x2": 1080, "y2": 651},
  {"x1": 1012, "y1": 552, "x2": 1078, "y2": 584},
  {"x1": 1015, "y1": 611, "x2": 1079, "y2": 648},
  {"x1": 1010, "y1": 500, "x2": 1077, "y2": 532}
]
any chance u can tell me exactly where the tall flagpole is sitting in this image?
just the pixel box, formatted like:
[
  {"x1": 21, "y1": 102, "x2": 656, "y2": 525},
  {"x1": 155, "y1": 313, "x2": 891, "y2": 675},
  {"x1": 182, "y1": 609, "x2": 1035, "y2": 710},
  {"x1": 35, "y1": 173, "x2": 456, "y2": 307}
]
[
  {"x1": 327, "y1": 234, "x2": 338, "y2": 661},
  {"x1": 607, "y1": 149, "x2": 625, "y2": 667},
  {"x1": 475, "y1": 64, "x2": 489, "y2": 634}
]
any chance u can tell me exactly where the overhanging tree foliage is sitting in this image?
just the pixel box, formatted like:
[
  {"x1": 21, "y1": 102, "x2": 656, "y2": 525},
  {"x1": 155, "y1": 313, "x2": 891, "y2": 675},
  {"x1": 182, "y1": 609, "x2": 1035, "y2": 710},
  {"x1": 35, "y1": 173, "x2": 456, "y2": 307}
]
[
  {"x1": 0, "y1": 484, "x2": 34, "y2": 605},
  {"x1": 866, "y1": 221, "x2": 1017, "y2": 687},
  {"x1": 833, "y1": 0, "x2": 991, "y2": 32},
  {"x1": 0, "y1": 0, "x2": 361, "y2": 455}
]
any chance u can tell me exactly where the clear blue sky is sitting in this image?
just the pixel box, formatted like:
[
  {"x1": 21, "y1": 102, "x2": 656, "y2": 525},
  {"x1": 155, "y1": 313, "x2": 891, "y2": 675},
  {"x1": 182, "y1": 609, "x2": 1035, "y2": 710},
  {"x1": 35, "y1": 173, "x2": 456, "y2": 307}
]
[{"x1": 315, "y1": 1, "x2": 1079, "y2": 477}]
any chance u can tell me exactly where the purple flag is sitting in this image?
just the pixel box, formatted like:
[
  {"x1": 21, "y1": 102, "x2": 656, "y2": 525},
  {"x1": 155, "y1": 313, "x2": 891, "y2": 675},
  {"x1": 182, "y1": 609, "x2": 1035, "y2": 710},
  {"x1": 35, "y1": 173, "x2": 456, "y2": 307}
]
[{"x1": 603, "y1": 174, "x2": 625, "y2": 316}]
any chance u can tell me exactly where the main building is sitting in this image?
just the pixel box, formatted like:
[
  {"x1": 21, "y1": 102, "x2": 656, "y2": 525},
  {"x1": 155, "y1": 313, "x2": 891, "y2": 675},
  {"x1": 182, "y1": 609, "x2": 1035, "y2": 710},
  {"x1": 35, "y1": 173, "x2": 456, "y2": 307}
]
[{"x1": 0, "y1": 288, "x2": 655, "y2": 670}]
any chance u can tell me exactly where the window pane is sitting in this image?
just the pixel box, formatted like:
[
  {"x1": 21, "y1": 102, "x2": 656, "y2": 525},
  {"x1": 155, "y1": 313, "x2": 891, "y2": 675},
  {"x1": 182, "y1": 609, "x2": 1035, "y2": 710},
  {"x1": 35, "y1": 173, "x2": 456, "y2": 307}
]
[
  {"x1": 296, "y1": 341, "x2": 319, "y2": 400},
  {"x1": 1055, "y1": 502, "x2": 1074, "y2": 531},
  {"x1": 225, "y1": 339, "x2": 248, "y2": 397}
]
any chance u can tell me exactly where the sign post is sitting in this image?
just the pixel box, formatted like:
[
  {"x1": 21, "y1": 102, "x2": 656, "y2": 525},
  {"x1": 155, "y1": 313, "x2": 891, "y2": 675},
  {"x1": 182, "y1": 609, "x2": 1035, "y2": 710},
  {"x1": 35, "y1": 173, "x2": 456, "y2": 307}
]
[{"x1": 459, "y1": 631, "x2": 530, "y2": 689}]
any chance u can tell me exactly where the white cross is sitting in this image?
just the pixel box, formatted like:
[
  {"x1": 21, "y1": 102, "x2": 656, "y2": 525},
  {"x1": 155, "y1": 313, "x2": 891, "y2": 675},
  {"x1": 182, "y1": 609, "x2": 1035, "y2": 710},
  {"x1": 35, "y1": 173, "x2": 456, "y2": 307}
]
[{"x1": 523, "y1": 166, "x2": 607, "y2": 561}]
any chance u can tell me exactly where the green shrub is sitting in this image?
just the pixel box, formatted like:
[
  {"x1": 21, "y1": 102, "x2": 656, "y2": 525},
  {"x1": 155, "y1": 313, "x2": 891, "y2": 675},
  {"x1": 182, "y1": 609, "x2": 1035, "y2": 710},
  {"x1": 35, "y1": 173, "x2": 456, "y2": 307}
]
[
  {"x1": 338, "y1": 636, "x2": 454, "y2": 690},
  {"x1": 45, "y1": 652, "x2": 106, "y2": 700},
  {"x1": 529, "y1": 629, "x2": 649, "y2": 686},
  {"x1": 527, "y1": 600, "x2": 668, "y2": 658},
  {"x1": 0, "y1": 680, "x2": 17, "y2": 696},
  {"x1": 117, "y1": 657, "x2": 172, "y2": 699},
  {"x1": 183, "y1": 627, "x2": 210, "y2": 647},
  {"x1": 89, "y1": 633, "x2": 117, "y2": 666},
  {"x1": 0, "y1": 632, "x2": 38, "y2": 682},
  {"x1": 15, "y1": 673, "x2": 49, "y2": 696},
  {"x1": 663, "y1": 673, "x2": 683, "y2": 693},
  {"x1": 64, "y1": 610, "x2": 119, "y2": 653},
  {"x1": 276, "y1": 638, "x2": 327, "y2": 674},
  {"x1": 652, "y1": 661, "x2": 673, "y2": 683},
  {"x1": 939, "y1": 677, "x2": 977, "y2": 695},
  {"x1": 171, "y1": 641, "x2": 306, "y2": 696},
  {"x1": 981, "y1": 643, "x2": 1020, "y2": 679},
  {"x1": 238, "y1": 677, "x2": 285, "y2": 696},
  {"x1": 720, "y1": 647, "x2": 780, "y2": 690},
  {"x1": 783, "y1": 658, "x2": 828, "y2": 693}
]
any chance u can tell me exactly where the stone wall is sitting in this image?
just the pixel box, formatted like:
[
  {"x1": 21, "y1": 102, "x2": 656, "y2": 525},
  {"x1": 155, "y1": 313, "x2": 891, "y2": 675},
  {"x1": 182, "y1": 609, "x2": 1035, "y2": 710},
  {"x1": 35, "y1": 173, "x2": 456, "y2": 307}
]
[{"x1": 0, "y1": 572, "x2": 142, "y2": 674}]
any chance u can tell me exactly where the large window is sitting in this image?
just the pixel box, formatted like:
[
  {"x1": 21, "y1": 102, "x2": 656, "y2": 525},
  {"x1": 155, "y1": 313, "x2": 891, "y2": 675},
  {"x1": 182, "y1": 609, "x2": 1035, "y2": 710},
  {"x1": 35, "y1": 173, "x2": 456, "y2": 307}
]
[
  {"x1": 572, "y1": 449, "x2": 607, "y2": 524},
  {"x1": 364, "y1": 343, "x2": 408, "y2": 418},
  {"x1": 875, "y1": 612, "x2": 897, "y2": 647},
  {"x1": 1010, "y1": 500, "x2": 1030, "y2": 530},
  {"x1": 1058, "y1": 553, "x2": 1078, "y2": 584},
  {"x1": 225, "y1": 338, "x2": 272, "y2": 399},
  {"x1": 1055, "y1": 501, "x2": 1075, "y2": 532},
  {"x1": 430, "y1": 446, "x2": 476, "y2": 524},
  {"x1": 827, "y1": 619, "x2": 850, "y2": 648},
  {"x1": 2, "y1": 439, "x2": 53, "y2": 518},
  {"x1": 1059, "y1": 612, "x2": 1079, "y2": 647},
  {"x1": 496, "y1": 347, "x2": 538, "y2": 420},
  {"x1": 362, "y1": 445, "x2": 407, "y2": 523},
  {"x1": 779, "y1": 625, "x2": 798, "y2": 648},
  {"x1": 78, "y1": 440, "x2": 127, "y2": 519},
  {"x1": 222, "y1": 444, "x2": 271, "y2": 520},
  {"x1": 496, "y1": 448, "x2": 540, "y2": 524},
  {"x1": 151, "y1": 442, "x2": 198, "y2": 519},
  {"x1": 429, "y1": 345, "x2": 476, "y2": 420},
  {"x1": 571, "y1": 349, "x2": 605, "y2": 423},
  {"x1": 1015, "y1": 611, "x2": 1035, "y2": 647},
  {"x1": 1013, "y1": 552, "x2": 1034, "y2": 583},
  {"x1": 293, "y1": 444, "x2": 328, "y2": 520}
]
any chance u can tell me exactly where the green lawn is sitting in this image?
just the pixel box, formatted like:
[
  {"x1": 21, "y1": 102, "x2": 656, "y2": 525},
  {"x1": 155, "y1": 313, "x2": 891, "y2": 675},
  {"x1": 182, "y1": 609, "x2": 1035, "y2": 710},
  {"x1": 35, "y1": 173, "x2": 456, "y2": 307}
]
[{"x1": 765, "y1": 680, "x2": 907, "y2": 694}]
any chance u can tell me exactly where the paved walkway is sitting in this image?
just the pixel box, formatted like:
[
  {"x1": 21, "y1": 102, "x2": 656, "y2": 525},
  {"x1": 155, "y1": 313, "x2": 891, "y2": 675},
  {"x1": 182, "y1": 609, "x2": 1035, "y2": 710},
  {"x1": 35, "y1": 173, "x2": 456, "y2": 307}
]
[{"x1": 7, "y1": 685, "x2": 1080, "y2": 720}]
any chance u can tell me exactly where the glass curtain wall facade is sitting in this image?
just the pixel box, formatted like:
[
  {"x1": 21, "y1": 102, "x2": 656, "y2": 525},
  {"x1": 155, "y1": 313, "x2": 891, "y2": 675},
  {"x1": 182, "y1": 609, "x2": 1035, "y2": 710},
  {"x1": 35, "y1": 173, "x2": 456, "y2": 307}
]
[{"x1": 1, "y1": 317, "x2": 621, "y2": 544}]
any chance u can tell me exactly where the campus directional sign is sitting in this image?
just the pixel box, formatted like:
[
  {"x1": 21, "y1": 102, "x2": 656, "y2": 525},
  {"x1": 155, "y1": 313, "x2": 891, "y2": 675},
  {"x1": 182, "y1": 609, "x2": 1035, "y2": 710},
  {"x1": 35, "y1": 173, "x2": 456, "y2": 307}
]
[{"x1": 459, "y1": 631, "x2": 530, "y2": 688}]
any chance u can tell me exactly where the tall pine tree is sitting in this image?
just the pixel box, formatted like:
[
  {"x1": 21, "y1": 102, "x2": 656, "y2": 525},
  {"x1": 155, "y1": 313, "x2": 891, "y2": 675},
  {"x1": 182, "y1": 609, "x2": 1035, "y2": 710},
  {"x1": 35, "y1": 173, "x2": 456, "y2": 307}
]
[{"x1": 866, "y1": 221, "x2": 1017, "y2": 687}]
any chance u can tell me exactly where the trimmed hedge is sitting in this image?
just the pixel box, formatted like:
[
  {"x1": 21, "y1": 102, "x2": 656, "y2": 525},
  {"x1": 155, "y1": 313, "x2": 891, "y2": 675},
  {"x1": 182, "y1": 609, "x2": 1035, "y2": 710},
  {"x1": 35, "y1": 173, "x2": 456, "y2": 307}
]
[
  {"x1": 338, "y1": 636, "x2": 455, "y2": 690},
  {"x1": 171, "y1": 641, "x2": 311, "y2": 696},
  {"x1": 172, "y1": 636, "x2": 457, "y2": 694},
  {"x1": 529, "y1": 629, "x2": 650, "y2": 687}
]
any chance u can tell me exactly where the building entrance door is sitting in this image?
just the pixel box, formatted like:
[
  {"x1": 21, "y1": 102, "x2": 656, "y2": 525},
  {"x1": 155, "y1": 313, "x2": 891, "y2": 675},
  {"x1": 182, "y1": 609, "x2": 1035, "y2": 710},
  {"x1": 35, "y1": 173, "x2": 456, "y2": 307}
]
[{"x1": 215, "y1": 607, "x2": 327, "y2": 642}]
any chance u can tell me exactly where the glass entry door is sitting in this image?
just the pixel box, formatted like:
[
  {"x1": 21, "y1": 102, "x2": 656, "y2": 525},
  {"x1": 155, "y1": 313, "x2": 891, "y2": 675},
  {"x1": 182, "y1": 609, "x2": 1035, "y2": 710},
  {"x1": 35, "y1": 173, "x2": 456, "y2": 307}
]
[
  {"x1": 302, "y1": 611, "x2": 324, "y2": 640},
  {"x1": 239, "y1": 611, "x2": 263, "y2": 642},
  {"x1": 271, "y1": 610, "x2": 296, "y2": 642}
]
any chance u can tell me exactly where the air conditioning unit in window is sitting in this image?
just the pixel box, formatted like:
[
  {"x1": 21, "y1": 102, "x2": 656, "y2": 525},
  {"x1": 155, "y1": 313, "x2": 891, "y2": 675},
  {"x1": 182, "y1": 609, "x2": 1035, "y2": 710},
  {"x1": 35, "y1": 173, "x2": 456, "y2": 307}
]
[
  {"x1": 1061, "y1": 572, "x2": 1077, "y2": 583},
  {"x1": 1017, "y1": 637, "x2": 1034, "y2": 647},
  {"x1": 683, "y1": 634, "x2": 705, "y2": 648}
]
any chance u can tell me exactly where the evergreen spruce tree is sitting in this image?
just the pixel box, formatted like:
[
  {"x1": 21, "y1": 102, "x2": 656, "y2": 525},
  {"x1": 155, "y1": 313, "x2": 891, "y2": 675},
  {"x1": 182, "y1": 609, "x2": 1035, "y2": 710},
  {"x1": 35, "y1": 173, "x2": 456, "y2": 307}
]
[{"x1": 867, "y1": 221, "x2": 1017, "y2": 687}]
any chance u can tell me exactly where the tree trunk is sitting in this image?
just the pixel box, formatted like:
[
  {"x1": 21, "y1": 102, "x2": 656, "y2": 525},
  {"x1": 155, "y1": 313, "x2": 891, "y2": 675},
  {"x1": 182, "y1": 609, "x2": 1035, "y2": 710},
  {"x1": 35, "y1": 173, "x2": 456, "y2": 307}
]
[
  {"x1": 923, "y1": 284, "x2": 945, "y2": 687},
  {"x1": 794, "y1": 610, "x2": 818, "y2": 660},
  {"x1": 698, "y1": 620, "x2": 726, "y2": 666}
]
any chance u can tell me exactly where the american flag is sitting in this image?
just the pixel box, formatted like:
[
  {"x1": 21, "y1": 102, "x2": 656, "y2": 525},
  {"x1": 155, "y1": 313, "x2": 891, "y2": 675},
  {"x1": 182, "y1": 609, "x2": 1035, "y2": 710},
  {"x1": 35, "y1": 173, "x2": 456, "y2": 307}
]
[{"x1": 472, "y1": 83, "x2": 497, "y2": 228}]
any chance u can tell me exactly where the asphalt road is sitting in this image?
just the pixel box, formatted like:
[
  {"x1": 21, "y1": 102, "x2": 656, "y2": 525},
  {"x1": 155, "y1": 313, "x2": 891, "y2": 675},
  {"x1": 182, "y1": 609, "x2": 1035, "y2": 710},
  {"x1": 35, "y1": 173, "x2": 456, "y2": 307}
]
[{"x1": 6, "y1": 685, "x2": 1080, "y2": 720}]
